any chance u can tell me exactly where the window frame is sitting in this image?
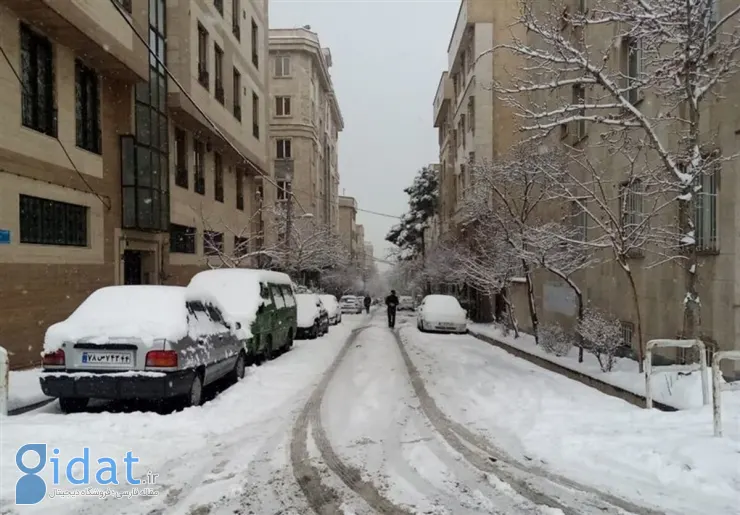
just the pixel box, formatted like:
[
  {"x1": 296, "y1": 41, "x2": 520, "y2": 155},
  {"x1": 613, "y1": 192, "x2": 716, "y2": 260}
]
[
  {"x1": 214, "y1": 43, "x2": 224, "y2": 104},
  {"x1": 276, "y1": 138, "x2": 292, "y2": 159},
  {"x1": 274, "y1": 55, "x2": 291, "y2": 77},
  {"x1": 194, "y1": 138, "x2": 206, "y2": 195},
  {"x1": 197, "y1": 23, "x2": 209, "y2": 89},
  {"x1": 214, "y1": 152, "x2": 224, "y2": 202},
  {"x1": 250, "y1": 18, "x2": 259, "y2": 68},
  {"x1": 20, "y1": 23, "x2": 56, "y2": 137},
  {"x1": 174, "y1": 127, "x2": 188, "y2": 188},
  {"x1": 203, "y1": 230, "x2": 224, "y2": 256},
  {"x1": 19, "y1": 194, "x2": 88, "y2": 247},
  {"x1": 232, "y1": 67, "x2": 242, "y2": 120},
  {"x1": 170, "y1": 223, "x2": 196, "y2": 254},
  {"x1": 275, "y1": 95, "x2": 292, "y2": 117},
  {"x1": 75, "y1": 59, "x2": 101, "y2": 154},
  {"x1": 252, "y1": 91, "x2": 260, "y2": 139}
]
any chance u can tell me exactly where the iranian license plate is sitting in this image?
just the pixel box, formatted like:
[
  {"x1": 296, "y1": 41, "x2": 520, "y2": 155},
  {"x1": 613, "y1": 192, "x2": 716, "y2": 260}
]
[{"x1": 80, "y1": 351, "x2": 134, "y2": 368}]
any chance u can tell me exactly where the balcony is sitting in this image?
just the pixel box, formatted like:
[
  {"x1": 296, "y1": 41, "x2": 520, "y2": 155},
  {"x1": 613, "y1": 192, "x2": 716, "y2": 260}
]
[
  {"x1": 4, "y1": 0, "x2": 148, "y2": 82},
  {"x1": 433, "y1": 72, "x2": 453, "y2": 128},
  {"x1": 447, "y1": 0, "x2": 495, "y2": 72}
]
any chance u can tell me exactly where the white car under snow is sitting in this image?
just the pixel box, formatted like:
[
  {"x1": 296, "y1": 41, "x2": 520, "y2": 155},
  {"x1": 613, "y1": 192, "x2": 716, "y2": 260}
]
[
  {"x1": 416, "y1": 294, "x2": 468, "y2": 334},
  {"x1": 319, "y1": 294, "x2": 342, "y2": 325}
]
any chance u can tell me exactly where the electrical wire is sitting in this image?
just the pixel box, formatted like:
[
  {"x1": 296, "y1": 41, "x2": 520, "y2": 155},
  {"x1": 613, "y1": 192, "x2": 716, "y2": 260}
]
[{"x1": 0, "y1": 44, "x2": 112, "y2": 210}]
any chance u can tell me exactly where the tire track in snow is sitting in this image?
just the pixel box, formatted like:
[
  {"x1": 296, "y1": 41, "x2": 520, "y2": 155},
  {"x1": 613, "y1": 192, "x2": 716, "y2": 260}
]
[
  {"x1": 291, "y1": 325, "x2": 415, "y2": 514},
  {"x1": 394, "y1": 327, "x2": 665, "y2": 515}
]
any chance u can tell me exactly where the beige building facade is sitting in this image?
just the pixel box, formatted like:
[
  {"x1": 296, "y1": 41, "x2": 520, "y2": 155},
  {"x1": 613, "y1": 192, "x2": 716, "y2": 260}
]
[
  {"x1": 268, "y1": 28, "x2": 344, "y2": 230},
  {"x1": 338, "y1": 194, "x2": 357, "y2": 259}
]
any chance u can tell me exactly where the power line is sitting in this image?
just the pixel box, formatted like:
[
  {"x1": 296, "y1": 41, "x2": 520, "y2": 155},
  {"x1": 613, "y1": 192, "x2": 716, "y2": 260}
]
[{"x1": 0, "y1": 45, "x2": 112, "y2": 210}]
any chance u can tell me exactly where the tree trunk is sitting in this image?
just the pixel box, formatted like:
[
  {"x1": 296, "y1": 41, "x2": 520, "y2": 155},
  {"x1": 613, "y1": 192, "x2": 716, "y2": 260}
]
[
  {"x1": 625, "y1": 265, "x2": 645, "y2": 373},
  {"x1": 522, "y1": 260, "x2": 539, "y2": 344},
  {"x1": 544, "y1": 267, "x2": 585, "y2": 362},
  {"x1": 502, "y1": 291, "x2": 520, "y2": 338}
]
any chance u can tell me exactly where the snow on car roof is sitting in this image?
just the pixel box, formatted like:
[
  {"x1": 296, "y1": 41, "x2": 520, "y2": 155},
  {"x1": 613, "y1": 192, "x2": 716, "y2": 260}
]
[
  {"x1": 44, "y1": 286, "x2": 189, "y2": 353},
  {"x1": 422, "y1": 294, "x2": 462, "y2": 310}
]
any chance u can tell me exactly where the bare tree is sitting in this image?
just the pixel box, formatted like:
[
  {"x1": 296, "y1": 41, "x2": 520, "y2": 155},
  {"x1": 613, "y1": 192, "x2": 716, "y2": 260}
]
[
  {"x1": 198, "y1": 205, "x2": 276, "y2": 269},
  {"x1": 486, "y1": 0, "x2": 740, "y2": 346}
]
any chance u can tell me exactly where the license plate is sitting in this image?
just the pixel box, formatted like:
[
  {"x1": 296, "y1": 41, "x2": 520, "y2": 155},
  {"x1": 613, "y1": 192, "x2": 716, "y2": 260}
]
[
  {"x1": 80, "y1": 351, "x2": 134, "y2": 368},
  {"x1": 438, "y1": 323, "x2": 455, "y2": 328}
]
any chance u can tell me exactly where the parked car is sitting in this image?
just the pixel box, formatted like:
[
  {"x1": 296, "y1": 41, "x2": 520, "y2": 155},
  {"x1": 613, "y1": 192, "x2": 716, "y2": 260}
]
[
  {"x1": 340, "y1": 295, "x2": 363, "y2": 314},
  {"x1": 187, "y1": 269, "x2": 297, "y2": 363},
  {"x1": 296, "y1": 294, "x2": 330, "y2": 338},
  {"x1": 398, "y1": 295, "x2": 415, "y2": 311},
  {"x1": 416, "y1": 294, "x2": 468, "y2": 334},
  {"x1": 39, "y1": 285, "x2": 245, "y2": 413},
  {"x1": 320, "y1": 294, "x2": 342, "y2": 325}
]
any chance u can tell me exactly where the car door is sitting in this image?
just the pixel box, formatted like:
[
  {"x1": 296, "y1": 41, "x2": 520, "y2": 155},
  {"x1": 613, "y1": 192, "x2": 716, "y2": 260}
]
[
  {"x1": 205, "y1": 304, "x2": 236, "y2": 380},
  {"x1": 258, "y1": 282, "x2": 276, "y2": 352},
  {"x1": 270, "y1": 284, "x2": 287, "y2": 349}
]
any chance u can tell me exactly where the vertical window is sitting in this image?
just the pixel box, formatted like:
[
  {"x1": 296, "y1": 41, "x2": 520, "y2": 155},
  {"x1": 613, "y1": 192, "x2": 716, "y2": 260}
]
[
  {"x1": 75, "y1": 60, "x2": 101, "y2": 153},
  {"x1": 170, "y1": 224, "x2": 196, "y2": 253},
  {"x1": 695, "y1": 161, "x2": 719, "y2": 252},
  {"x1": 572, "y1": 84, "x2": 586, "y2": 139},
  {"x1": 236, "y1": 168, "x2": 244, "y2": 210},
  {"x1": 277, "y1": 180, "x2": 289, "y2": 201},
  {"x1": 20, "y1": 24, "x2": 55, "y2": 137},
  {"x1": 19, "y1": 195, "x2": 87, "y2": 247},
  {"x1": 276, "y1": 139, "x2": 292, "y2": 159},
  {"x1": 620, "y1": 179, "x2": 644, "y2": 256},
  {"x1": 626, "y1": 37, "x2": 643, "y2": 104},
  {"x1": 274, "y1": 55, "x2": 291, "y2": 77},
  {"x1": 232, "y1": 0, "x2": 240, "y2": 39},
  {"x1": 214, "y1": 44, "x2": 224, "y2": 104},
  {"x1": 275, "y1": 96, "x2": 291, "y2": 116},
  {"x1": 251, "y1": 18, "x2": 259, "y2": 68},
  {"x1": 197, "y1": 23, "x2": 209, "y2": 88},
  {"x1": 571, "y1": 200, "x2": 588, "y2": 241},
  {"x1": 233, "y1": 67, "x2": 242, "y2": 120},
  {"x1": 214, "y1": 152, "x2": 224, "y2": 202},
  {"x1": 214, "y1": 0, "x2": 223, "y2": 15},
  {"x1": 707, "y1": 0, "x2": 718, "y2": 46},
  {"x1": 203, "y1": 231, "x2": 224, "y2": 256},
  {"x1": 252, "y1": 92, "x2": 260, "y2": 139},
  {"x1": 234, "y1": 235, "x2": 249, "y2": 257},
  {"x1": 194, "y1": 139, "x2": 205, "y2": 195},
  {"x1": 467, "y1": 96, "x2": 475, "y2": 135},
  {"x1": 174, "y1": 127, "x2": 188, "y2": 188}
]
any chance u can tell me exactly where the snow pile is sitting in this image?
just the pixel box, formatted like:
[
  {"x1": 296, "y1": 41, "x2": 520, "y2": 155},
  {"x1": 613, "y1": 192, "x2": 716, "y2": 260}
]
[
  {"x1": 402, "y1": 327, "x2": 740, "y2": 515},
  {"x1": 44, "y1": 286, "x2": 189, "y2": 353},
  {"x1": 295, "y1": 294, "x2": 319, "y2": 328},
  {"x1": 8, "y1": 368, "x2": 51, "y2": 411}
]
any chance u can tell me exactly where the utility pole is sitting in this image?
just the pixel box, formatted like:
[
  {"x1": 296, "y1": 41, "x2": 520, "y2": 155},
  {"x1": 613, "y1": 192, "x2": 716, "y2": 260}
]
[{"x1": 284, "y1": 177, "x2": 293, "y2": 277}]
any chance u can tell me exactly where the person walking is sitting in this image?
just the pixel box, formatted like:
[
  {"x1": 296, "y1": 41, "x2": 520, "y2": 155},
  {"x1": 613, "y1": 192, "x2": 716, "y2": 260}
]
[
  {"x1": 363, "y1": 294, "x2": 372, "y2": 314},
  {"x1": 385, "y1": 290, "x2": 399, "y2": 328}
]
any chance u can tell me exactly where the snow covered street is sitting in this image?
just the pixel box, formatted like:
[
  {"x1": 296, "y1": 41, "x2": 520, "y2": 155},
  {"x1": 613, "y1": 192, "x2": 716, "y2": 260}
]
[{"x1": 3, "y1": 310, "x2": 738, "y2": 514}]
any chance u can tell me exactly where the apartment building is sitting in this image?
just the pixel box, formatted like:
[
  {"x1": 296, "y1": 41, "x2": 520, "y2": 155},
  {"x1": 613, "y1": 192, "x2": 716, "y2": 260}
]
[
  {"x1": 434, "y1": 0, "x2": 522, "y2": 236},
  {"x1": 338, "y1": 194, "x2": 357, "y2": 259},
  {"x1": 355, "y1": 224, "x2": 365, "y2": 269},
  {"x1": 0, "y1": 0, "x2": 149, "y2": 367},
  {"x1": 269, "y1": 27, "x2": 344, "y2": 230},
  {"x1": 166, "y1": 0, "x2": 271, "y2": 283},
  {"x1": 364, "y1": 241, "x2": 375, "y2": 272}
]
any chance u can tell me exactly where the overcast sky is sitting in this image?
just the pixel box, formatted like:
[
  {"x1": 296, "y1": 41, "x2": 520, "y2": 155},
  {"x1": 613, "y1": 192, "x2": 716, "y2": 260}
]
[{"x1": 270, "y1": 0, "x2": 459, "y2": 268}]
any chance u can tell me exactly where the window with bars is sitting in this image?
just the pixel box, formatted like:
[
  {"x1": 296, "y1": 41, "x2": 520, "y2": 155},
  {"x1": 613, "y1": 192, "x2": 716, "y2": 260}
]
[
  {"x1": 214, "y1": 152, "x2": 224, "y2": 202},
  {"x1": 214, "y1": 44, "x2": 224, "y2": 104},
  {"x1": 572, "y1": 84, "x2": 586, "y2": 139},
  {"x1": 274, "y1": 55, "x2": 291, "y2": 77},
  {"x1": 252, "y1": 92, "x2": 260, "y2": 139},
  {"x1": 170, "y1": 224, "x2": 196, "y2": 254},
  {"x1": 197, "y1": 23, "x2": 209, "y2": 88},
  {"x1": 695, "y1": 162, "x2": 719, "y2": 252},
  {"x1": 236, "y1": 168, "x2": 244, "y2": 210},
  {"x1": 620, "y1": 179, "x2": 644, "y2": 256},
  {"x1": 214, "y1": 0, "x2": 223, "y2": 15},
  {"x1": 626, "y1": 37, "x2": 644, "y2": 105},
  {"x1": 175, "y1": 127, "x2": 188, "y2": 188},
  {"x1": 19, "y1": 194, "x2": 87, "y2": 247},
  {"x1": 115, "y1": 0, "x2": 132, "y2": 13},
  {"x1": 194, "y1": 139, "x2": 205, "y2": 195},
  {"x1": 707, "y1": 0, "x2": 719, "y2": 46},
  {"x1": 233, "y1": 67, "x2": 241, "y2": 120},
  {"x1": 571, "y1": 200, "x2": 588, "y2": 241},
  {"x1": 251, "y1": 19, "x2": 259, "y2": 68},
  {"x1": 232, "y1": 0, "x2": 240, "y2": 39},
  {"x1": 20, "y1": 24, "x2": 56, "y2": 137},
  {"x1": 204, "y1": 231, "x2": 224, "y2": 256},
  {"x1": 276, "y1": 138, "x2": 292, "y2": 159},
  {"x1": 277, "y1": 180, "x2": 289, "y2": 201},
  {"x1": 275, "y1": 96, "x2": 291, "y2": 116},
  {"x1": 75, "y1": 60, "x2": 100, "y2": 154}
]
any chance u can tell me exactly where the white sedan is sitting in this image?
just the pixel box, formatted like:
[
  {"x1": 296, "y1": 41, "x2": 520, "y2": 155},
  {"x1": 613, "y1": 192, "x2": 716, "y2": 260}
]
[
  {"x1": 319, "y1": 294, "x2": 342, "y2": 325},
  {"x1": 416, "y1": 294, "x2": 468, "y2": 334}
]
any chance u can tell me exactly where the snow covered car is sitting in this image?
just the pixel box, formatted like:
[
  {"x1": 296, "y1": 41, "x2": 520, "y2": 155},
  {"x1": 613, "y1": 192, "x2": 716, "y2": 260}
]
[
  {"x1": 340, "y1": 295, "x2": 363, "y2": 314},
  {"x1": 398, "y1": 295, "x2": 415, "y2": 311},
  {"x1": 39, "y1": 285, "x2": 245, "y2": 413},
  {"x1": 319, "y1": 294, "x2": 342, "y2": 325},
  {"x1": 416, "y1": 294, "x2": 468, "y2": 334},
  {"x1": 296, "y1": 294, "x2": 330, "y2": 339}
]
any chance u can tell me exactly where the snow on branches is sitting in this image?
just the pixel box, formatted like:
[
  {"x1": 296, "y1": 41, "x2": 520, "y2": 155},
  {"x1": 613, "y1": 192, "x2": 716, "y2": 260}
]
[
  {"x1": 386, "y1": 165, "x2": 440, "y2": 260},
  {"x1": 577, "y1": 308, "x2": 625, "y2": 372}
]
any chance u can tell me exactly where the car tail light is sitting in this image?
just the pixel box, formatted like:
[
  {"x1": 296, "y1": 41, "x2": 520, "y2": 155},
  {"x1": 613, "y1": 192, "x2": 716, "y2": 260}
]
[
  {"x1": 145, "y1": 350, "x2": 178, "y2": 368},
  {"x1": 42, "y1": 349, "x2": 65, "y2": 367}
]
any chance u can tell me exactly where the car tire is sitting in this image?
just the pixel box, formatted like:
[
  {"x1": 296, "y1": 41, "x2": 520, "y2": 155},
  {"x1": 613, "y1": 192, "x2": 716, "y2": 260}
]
[
  {"x1": 418, "y1": 321, "x2": 426, "y2": 332},
  {"x1": 185, "y1": 372, "x2": 204, "y2": 408},
  {"x1": 310, "y1": 322, "x2": 319, "y2": 339},
  {"x1": 230, "y1": 351, "x2": 247, "y2": 382},
  {"x1": 59, "y1": 397, "x2": 88, "y2": 414},
  {"x1": 286, "y1": 329, "x2": 294, "y2": 349}
]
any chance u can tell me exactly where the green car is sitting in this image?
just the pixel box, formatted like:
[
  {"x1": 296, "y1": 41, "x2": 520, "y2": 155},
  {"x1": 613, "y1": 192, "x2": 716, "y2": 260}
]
[{"x1": 187, "y1": 269, "x2": 298, "y2": 363}]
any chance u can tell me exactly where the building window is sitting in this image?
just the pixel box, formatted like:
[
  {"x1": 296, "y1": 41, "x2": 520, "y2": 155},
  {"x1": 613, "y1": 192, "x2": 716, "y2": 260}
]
[
  {"x1": 20, "y1": 24, "x2": 55, "y2": 137},
  {"x1": 277, "y1": 180, "x2": 289, "y2": 201},
  {"x1": 170, "y1": 224, "x2": 196, "y2": 254},
  {"x1": 214, "y1": 44, "x2": 224, "y2": 104},
  {"x1": 74, "y1": 60, "x2": 101, "y2": 154},
  {"x1": 214, "y1": 0, "x2": 223, "y2": 15},
  {"x1": 626, "y1": 37, "x2": 643, "y2": 105},
  {"x1": 572, "y1": 84, "x2": 586, "y2": 139},
  {"x1": 204, "y1": 231, "x2": 224, "y2": 256},
  {"x1": 115, "y1": 0, "x2": 132, "y2": 13},
  {"x1": 197, "y1": 23, "x2": 209, "y2": 89},
  {"x1": 571, "y1": 200, "x2": 588, "y2": 241},
  {"x1": 234, "y1": 235, "x2": 249, "y2": 257},
  {"x1": 708, "y1": 0, "x2": 718, "y2": 46},
  {"x1": 194, "y1": 138, "x2": 205, "y2": 195},
  {"x1": 236, "y1": 168, "x2": 244, "y2": 210},
  {"x1": 214, "y1": 152, "x2": 224, "y2": 202},
  {"x1": 695, "y1": 162, "x2": 719, "y2": 252},
  {"x1": 251, "y1": 18, "x2": 259, "y2": 68},
  {"x1": 19, "y1": 194, "x2": 87, "y2": 247},
  {"x1": 233, "y1": 67, "x2": 241, "y2": 120},
  {"x1": 232, "y1": 0, "x2": 240, "y2": 39},
  {"x1": 620, "y1": 179, "x2": 644, "y2": 256},
  {"x1": 252, "y1": 92, "x2": 260, "y2": 139},
  {"x1": 620, "y1": 321, "x2": 634, "y2": 351},
  {"x1": 467, "y1": 96, "x2": 475, "y2": 135},
  {"x1": 174, "y1": 128, "x2": 188, "y2": 188},
  {"x1": 275, "y1": 96, "x2": 291, "y2": 117},
  {"x1": 276, "y1": 138, "x2": 292, "y2": 159},
  {"x1": 274, "y1": 55, "x2": 290, "y2": 77}
]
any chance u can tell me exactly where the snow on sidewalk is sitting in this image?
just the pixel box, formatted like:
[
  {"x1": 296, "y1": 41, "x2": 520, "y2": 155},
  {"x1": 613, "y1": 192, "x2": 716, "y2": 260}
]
[
  {"x1": 8, "y1": 367, "x2": 52, "y2": 412},
  {"x1": 0, "y1": 322, "x2": 359, "y2": 514},
  {"x1": 470, "y1": 323, "x2": 727, "y2": 410},
  {"x1": 402, "y1": 326, "x2": 740, "y2": 515}
]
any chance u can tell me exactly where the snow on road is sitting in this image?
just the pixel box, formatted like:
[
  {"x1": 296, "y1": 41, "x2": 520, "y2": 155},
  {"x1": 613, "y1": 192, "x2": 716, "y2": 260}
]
[
  {"x1": 0, "y1": 318, "x2": 364, "y2": 515},
  {"x1": 400, "y1": 322, "x2": 740, "y2": 515}
]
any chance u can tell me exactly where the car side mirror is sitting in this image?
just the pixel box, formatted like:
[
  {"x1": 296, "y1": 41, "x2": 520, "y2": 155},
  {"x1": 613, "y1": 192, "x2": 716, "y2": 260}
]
[{"x1": 235, "y1": 322, "x2": 242, "y2": 330}]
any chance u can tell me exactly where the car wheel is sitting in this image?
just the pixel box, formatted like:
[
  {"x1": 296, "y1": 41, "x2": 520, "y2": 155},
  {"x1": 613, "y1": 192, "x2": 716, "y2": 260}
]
[
  {"x1": 59, "y1": 397, "x2": 88, "y2": 414},
  {"x1": 418, "y1": 321, "x2": 426, "y2": 333},
  {"x1": 230, "y1": 351, "x2": 247, "y2": 382},
  {"x1": 310, "y1": 322, "x2": 319, "y2": 339},
  {"x1": 286, "y1": 329, "x2": 294, "y2": 349},
  {"x1": 185, "y1": 372, "x2": 204, "y2": 407}
]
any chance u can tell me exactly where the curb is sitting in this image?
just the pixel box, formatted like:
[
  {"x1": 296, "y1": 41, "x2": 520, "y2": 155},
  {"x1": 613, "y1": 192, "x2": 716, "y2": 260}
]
[{"x1": 468, "y1": 330, "x2": 677, "y2": 413}]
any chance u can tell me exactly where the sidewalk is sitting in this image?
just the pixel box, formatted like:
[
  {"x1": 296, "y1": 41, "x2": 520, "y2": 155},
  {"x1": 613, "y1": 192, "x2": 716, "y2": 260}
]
[{"x1": 7, "y1": 368, "x2": 53, "y2": 414}]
